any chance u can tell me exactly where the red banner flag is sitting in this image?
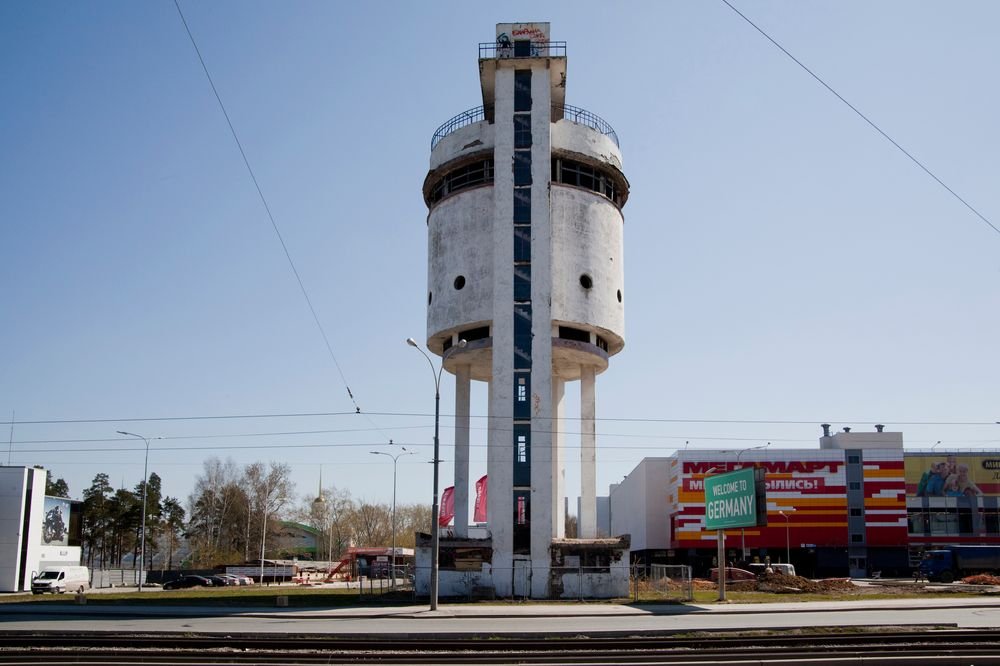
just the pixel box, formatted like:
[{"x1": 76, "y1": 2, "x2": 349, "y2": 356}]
[
  {"x1": 439, "y1": 486, "x2": 455, "y2": 527},
  {"x1": 474, "y1": 475, "x2": 488, "y2": 523}
]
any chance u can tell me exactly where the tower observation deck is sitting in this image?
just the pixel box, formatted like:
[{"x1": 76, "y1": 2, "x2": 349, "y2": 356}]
[{"x1": 419, "y1": 22, "x2": 630, "y2": 599}]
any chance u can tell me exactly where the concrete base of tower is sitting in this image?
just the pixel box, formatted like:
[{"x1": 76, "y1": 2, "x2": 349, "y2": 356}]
[
  {"x1": 548, "y1": 536, "x2": 631, "y2": 599},
  {"x1": 414, "y1": 532, "x2": 496, "y2": 600},
  {"x1": 414, "y1": 533, "x2": 631, "y2": 599}
]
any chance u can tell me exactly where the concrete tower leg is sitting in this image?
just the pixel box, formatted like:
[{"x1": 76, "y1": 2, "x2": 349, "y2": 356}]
[
  {"x1": 453, "y1": 364, "x2": 471, "y2": 537},
  {"x1": 552, "y1": 377, "x2": 565, "y2": 538},
  {"x1": 580, "y1": 365, "x2": 597, "y2": 539}
]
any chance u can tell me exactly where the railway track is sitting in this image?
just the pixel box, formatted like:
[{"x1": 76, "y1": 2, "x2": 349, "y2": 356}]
[{"x1": 2, "y1": 629, "x2": 1000, "y2": 664}]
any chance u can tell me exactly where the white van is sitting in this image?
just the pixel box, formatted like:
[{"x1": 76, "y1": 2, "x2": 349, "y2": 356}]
[{"x1": 31, "y1": 566, "x2": 91, "y2": 594}]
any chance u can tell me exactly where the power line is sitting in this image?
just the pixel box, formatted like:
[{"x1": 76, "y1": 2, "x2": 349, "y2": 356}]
[
  {"x1": 12, "y1": 435, "x2": 999, "y2": 456},
  {"x1": 171, "y1": 0, "x2": 378, "y2": 417},
  {"x1": 720, "y1": 0, "x2": 1000, "y2": 238},
  {"x1": 7, "y1": 410, "x2": 996, "y2": 427}
]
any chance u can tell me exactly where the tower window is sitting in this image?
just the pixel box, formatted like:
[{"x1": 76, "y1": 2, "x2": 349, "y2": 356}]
[
  {"x1": 617, "y1": 289, "x2": 622, "y2": 303},
  {"x1": 513, "y1": 151, "x2": 532, "y2": 186},
  {"x1": 558, "y1": 326, "x2": 590, "y2": 343},
  {"x1": 459, "y1": 326, "x2": 489, "y2": 342},
  {"x1": 454, "y1": 275, "x2": 466, "y2": 290},
  {"x1": 513, "y1": 188, "x2": 531, "y2": 223},
  {"x1": 579, "y1": 274, "x2": 593, "y2": 290},
  {"x1": 427, "y1": 158, "x2": 494, "y2": 204},
  {"x1": 551, "y1": 157, "x2": 623, "y2": 206},
  {"x1": 514, "y1": 70, "x2": 532, "y2": 111},
  {"x1": 514, "y1": 115, "x2": 532, "y2": 148}
]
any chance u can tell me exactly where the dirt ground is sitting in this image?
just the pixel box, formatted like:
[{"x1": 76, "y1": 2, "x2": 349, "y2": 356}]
[
  {"x1": 691, "y1": 574, "x2": 908, "y2": 595},
  {"x1": 689, "y1": 572, "x2": 1000, "y2": 596}
]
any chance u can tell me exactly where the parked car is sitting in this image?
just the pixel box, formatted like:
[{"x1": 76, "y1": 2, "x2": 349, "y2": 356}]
[
  {"x1": 218, "y1": 573, "x2": 253, "y2": 586},
  {"x1": 747, "y1": 562, "x2": 797, "y2": 578},
  {"x1": 207, "y1": 575, "x2": 234, "y2": 587},
  {"x1": 162, "y1": 575, "x2": 213, "y2": 590},
  {"x1": 31, "y1": 566, "x2": 91, "y2": 594},
  {"x1": 708, "y1": 567, "x2": 757, "y2": 583}
]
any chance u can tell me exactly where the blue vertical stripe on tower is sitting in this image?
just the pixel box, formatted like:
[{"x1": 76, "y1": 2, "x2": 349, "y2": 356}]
[{"x1": 511, "y1": 68, "x2": 532, "y2": 555}]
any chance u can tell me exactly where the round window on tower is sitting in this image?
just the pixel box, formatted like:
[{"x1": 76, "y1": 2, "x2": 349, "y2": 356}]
[
  {"x1": 428, "y1": 291, "x2": 433, "y2": 305},
  {"x1": 617, "y1": 289, "x2": 622, "y2": 303},
  {"x1": 454, "y1": 275, "x2": 466, "y2": 290},
  {"x1": 579, "y1": 274, "x2": 593, "y2": 290}
]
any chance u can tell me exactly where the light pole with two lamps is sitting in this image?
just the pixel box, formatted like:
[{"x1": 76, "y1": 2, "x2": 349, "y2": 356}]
[
  {"x1": 406, "y1": 336, "x2": 466, "y2": 611},
  {"x1": 311, "y1": 468, "x2": 334, "y2": 572},
  {"x1": 735, "y1": 443, "x2": 769, "y2": 561},
  {"x1": 779, "y1": 510, "x2": 792, "y2": 564},
  {"x1": 116, "y1": 430, "x2": 162, "y2": 591},
  {"x1": 259, "y1": 494, "x2": 288, "y2": 586},
  {"x1": 372, "y1": 447, "x2": 416, "y2": 587}
]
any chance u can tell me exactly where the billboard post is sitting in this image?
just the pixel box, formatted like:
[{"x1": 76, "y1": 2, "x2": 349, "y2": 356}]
[{"x1": 705, "y1": 467, "x2": 761, "y2": 601}]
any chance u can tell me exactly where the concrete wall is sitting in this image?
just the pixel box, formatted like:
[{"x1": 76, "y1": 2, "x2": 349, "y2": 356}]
[
  {"x1": 426, "y1": 187, "x2": 495, "y2": 342},
  {"x1": 821, "y1": 431, "x2": 904, "y2": 450},
  {"x1": 0, "y1": 467, "x2": 49, "y2": 592},
  {"x1": 527, "y1": 62, "x2": 555, "y2": 599},
  {"x1": 610, "y1": 458, "x2": 673, "y2": 552},
  {"x1": 554, "y1": 561, "x2": 629, "y2": 599},
  {"x1": 549, "y1": 187, "x2": 624, "y2": 351},
  {"x1": 487, "y1": 64, "x2": 515, "y2": 598},
  {"x1": 429, "y1": 121, "x2": 495, "y2": 172},
  {"x1": 551, "y1": 118, "x2": 623, "y2": 172}
]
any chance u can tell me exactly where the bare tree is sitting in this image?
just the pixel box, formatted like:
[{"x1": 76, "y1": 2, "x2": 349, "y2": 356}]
[
  {"x1": 186, "y1": 458, "x2": 245, "y2": 566},
  {"x1": 394, "y1": 503, "x2": 432, "y2": 548},
  {"x1": 350, "y1": 501, "x2": 391, "y2": 546},
  {"x1": 246, "y1": 462, "x2": 293, "y2": 561}
]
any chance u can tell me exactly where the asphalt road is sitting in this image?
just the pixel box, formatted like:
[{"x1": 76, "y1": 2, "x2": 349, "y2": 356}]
[{"x1": 1, "y1": 597, "x2": 999, "y2": 635}]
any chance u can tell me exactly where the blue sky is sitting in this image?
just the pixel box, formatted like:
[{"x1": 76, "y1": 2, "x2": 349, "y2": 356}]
[{"x1": 2, "y1": 1, "x2": 997, "y2": 515}]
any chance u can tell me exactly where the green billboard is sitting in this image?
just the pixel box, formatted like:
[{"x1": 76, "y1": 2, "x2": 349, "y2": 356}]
[{"x1": 704, "y1": 467, "x2": 758, "y2": 530}]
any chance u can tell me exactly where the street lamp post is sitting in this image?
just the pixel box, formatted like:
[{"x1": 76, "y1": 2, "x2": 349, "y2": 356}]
[
  {"x1": 372, "y1": 448, "x2": 416, "y2": 588},
  {"x1": 735, "y1": 443, "x2": 769, "y2": 561},
  {"x1": 116, "y1": 430, "x2": 162, "y2": 592},
  {"x1": 311, "y1": 474, "x2": 331, "y2": 574},
  {"x1": 259, "y1": 494, "x2": 288, "y2": 586},
  {"x1": 406, "y1": 336, "x2": 466, "y2": 611},
  {"x1": 779, "y1": 511, "x2": 791, "y2": 564}
]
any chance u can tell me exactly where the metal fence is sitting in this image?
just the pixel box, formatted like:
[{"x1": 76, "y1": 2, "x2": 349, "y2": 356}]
[
  {"x1": 90, "y1": 568, "x2": 146, "y2": 589},
  {"x1": 554, "y1": 103, "x2": 620, "y2": 147},
  {"x1": 478, "y1": 41, "x2": 567, "y2": 60},
  {"x1": 431, "y1": 106, "x2": 489, "y2": 149},
  {"x1": 431, "y1": 103, "x2": 619, "y2": 150},
  {"x1": 408, "y1": 565, "x2": 632, "y2": 601},
  {"x1": 633, "y1": 564, "x2": 694, "y2": 602}
]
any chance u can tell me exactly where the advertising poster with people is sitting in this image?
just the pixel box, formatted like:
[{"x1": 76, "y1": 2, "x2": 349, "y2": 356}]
[
  {"x1": 41, "y1": 497, "x2": 71, "y2": 545},
  {"x1": 906, "y1": 455, "x2": 1000, "y2": 498}
]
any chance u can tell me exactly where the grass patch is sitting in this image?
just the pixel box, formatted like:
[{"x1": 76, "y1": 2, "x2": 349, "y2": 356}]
[{"x1": 3, "y1": 586, "x2": 415, "y2": 608}]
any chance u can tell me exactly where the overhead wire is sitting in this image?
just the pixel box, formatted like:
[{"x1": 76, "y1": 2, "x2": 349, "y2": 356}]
[
  {"x1": 719, "y1": 0, "x2": 999, "y2": 238},
  {"x1": 8, "y1": 411, "x2": 997, "y2": 426},
  {"x1": 171, "y1": 0, "x2": 392, "y2": 438}
]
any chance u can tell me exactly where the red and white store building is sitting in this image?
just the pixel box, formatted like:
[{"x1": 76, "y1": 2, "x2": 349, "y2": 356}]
[{"x1": 610, "y1": 426, "x2": 1000, "y2": 578}]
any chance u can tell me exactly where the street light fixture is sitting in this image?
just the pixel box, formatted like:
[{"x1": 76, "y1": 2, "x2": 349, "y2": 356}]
[
  {"x1": 406, "y1": 336, "x2": 466, "y2": 611},
  {"x1": 735, "y1": 443, "x2": 769, "y2": 561},
  {"x1": 259, "y1": 495, "x2": 288, "y2": 586},
  {"x1": 312, "y1": 468, "x2": 333, "y2": 570},
  {"x1": 372, "y1": 447, "x2": 416, "y2": 588},
  {"x1": 779, "y1": 510, "x2": 791, "y2": 565},
  {"x1": 116, "y1": 430, "x2": 163, "y2": 592}
]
